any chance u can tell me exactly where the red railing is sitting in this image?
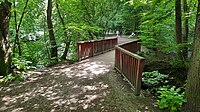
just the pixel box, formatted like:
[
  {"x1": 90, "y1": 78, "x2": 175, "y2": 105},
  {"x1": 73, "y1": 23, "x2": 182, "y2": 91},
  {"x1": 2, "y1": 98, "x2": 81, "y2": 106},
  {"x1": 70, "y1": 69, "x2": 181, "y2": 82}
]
[
  {"x1": 77, "y1": 38, "x2": 117, "y2": 61},
  {"x1": 115, "y1": 39, "x2": 145, "y2": 96}
]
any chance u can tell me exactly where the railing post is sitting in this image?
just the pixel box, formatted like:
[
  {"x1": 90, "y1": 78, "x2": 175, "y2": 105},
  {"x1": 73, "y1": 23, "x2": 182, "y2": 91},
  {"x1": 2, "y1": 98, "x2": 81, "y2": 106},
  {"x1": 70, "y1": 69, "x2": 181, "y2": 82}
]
[
  {"x1": 102, "y1": 39, "x2": 105, "y2": 53},
  {"x1": 77, "y1": 42, "x2": 81, "y2": 61},
  {"x1": 110, "y1": 39, "x2": 112, "y2": 49},
  {"x1": 115, "y1": 38, "x2": 117, "y2": 46},
  {"x1": 138, "y1": 43, "x2": 141, "y2": 52},
  {"x1": 135, "y1": 59, "x2": 145, "y2": 96},
  {"x1": 92, "y1": 40, "x2": 94, "y2": 57},
  {"x1": 115, "y1": 46, "x2": 117, "y2": 67},
  {"x1": 119, "y1": 50, "x2": 122, "y2": 71}
]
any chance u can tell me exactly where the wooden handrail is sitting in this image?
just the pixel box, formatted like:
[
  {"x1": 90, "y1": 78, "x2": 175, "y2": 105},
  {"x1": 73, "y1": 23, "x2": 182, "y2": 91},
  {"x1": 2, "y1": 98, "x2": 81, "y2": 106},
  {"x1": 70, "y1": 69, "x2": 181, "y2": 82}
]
[
  {"x1": 115, "y1": 39, "x2": 145, "y2": 96},
  {"x1": 115, "y1": 46, "x2": 145, "y2": 60},
  {"x1": 77, "y1": 37, "x2": 117, "y2": 43},
  {"x1": 77, "y1": 37, "x2": 117, "y2": 61},
  {"x1": 117, "y1": 39, "x2": 140, "y2": 46}
]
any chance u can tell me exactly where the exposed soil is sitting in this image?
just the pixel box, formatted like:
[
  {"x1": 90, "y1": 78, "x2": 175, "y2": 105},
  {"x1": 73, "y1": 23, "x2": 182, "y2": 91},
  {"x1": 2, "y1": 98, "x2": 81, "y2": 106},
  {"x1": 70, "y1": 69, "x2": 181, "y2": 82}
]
[{"x1": 0, "y1": 64, "x2": 161, "y2": 112}]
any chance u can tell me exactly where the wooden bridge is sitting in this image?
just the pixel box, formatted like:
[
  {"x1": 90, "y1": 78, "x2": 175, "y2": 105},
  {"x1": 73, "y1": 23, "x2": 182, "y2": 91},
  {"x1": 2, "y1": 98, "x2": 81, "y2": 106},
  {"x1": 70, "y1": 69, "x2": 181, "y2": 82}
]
[
  {"x1": 0, "y1": 36, "x2": 149, "y2": 112},
  {"x1": 77, "y1": 36, "x2": 145, "y2": 95}
]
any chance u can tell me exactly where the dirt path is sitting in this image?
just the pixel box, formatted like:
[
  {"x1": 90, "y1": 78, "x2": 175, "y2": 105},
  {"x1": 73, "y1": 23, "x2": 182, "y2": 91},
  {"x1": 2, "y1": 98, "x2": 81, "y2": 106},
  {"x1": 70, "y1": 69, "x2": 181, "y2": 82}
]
[{"x1": 0, "y1": 37, "x2": 160, "y2": 112}]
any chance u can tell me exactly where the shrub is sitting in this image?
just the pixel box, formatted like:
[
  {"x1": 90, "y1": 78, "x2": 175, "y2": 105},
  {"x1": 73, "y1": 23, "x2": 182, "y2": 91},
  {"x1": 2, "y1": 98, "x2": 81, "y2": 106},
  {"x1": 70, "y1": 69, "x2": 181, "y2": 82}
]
[
  {"x1": 0, "y1": 74, "x2": 25, "y2": 84},
  {"x1": 13, "y1": 57, "x2": 36, "y2": 71},
  {"x1": 142, "y1": 71, "x2": 170, "y2": 93},
  {"x1": 156, "y1": 86, "x2": 186, "y2": 111}
]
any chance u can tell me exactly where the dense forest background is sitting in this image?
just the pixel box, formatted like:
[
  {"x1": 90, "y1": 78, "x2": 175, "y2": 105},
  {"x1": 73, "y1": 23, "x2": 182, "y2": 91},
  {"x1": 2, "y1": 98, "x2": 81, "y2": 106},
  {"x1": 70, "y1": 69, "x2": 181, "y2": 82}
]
[
  {"x1": 1, "y1": 0, "x2": 197, "y2": 67},
  {"x1": 0, "y1": 0, "x2": 200, "y2": 111}
]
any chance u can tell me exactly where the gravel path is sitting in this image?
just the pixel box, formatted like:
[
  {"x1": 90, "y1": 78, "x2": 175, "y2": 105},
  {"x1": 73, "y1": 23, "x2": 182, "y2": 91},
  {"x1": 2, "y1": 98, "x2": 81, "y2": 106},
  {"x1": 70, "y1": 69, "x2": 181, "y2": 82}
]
[{"x1": 0, "y1": 37, "x2": 160, "y2": 112}]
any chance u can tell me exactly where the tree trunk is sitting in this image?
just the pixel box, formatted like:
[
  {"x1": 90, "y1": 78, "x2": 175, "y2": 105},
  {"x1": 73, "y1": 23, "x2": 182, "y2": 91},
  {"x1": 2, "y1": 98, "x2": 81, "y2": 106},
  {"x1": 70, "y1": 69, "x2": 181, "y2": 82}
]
[
  {"x1": 185, "y1": 1, "x2": 200, "y2": 111},
  {"x1": 13, "y1": 0, "x2": 29, "y2": 57},
  {"x1": 182, "y1": 0, "x2": 189, "y2": 60},
  {"x1": 55, "y1": 0, "x2": 71, "y2": 60},
  {"x1": 61, "y1": 41, "x2": 70, "y2": 60},
  {"x1": 88, "y1": 31, "x2": 95, "y2": 39},
  {"x1": 47, "y1": 0, "x2": 58, "y2": 62},
  {"x1": 175, "y1": 0, "x2": 183, "y2": 60},
  {"x1": 0, "y1": 1, "x2": 12, "y2": 76}
]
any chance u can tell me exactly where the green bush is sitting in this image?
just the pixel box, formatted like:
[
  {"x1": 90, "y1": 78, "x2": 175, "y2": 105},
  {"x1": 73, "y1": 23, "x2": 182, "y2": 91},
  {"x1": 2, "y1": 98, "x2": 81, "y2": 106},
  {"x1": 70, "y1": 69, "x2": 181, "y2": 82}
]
[
  {"x1": 0, "y1": 74, "x2": 25, "y2": 84},
  {"x1": 156, "y1": 86, "x2": 186, "y2": 112},
  {"x1": 13, "y1": 57, "x2": 36, "y2": 71},
  {"x1": 67, "y1": 52, "x2": 78, "y2": 62},
  {"x1": 142, "y1": 71, "x2": 170, "y2": 93}
]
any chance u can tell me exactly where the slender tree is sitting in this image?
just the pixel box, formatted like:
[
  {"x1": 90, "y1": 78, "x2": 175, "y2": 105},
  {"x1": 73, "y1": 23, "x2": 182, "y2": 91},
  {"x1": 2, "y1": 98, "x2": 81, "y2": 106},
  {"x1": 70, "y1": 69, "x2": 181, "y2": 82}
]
[
  {"x1": 182, "y1": 0, "x2": 189, "y2": 60},
  {"x1": 13, "y1": 0, "x2": 29, "y2": 57},
  {"x1": 175, "y1": 0, "x2": 183, "y2": 60},
  {"x1": 185, "y1": 1, "x2": 200, "y2": 111},
  {"x1": 0, "y1": 0, "x2": 12, "y2": 76},
  {"x1": 47, "y1": 0, "x2": 58, "y2": 62},
  {"x1": 55, "y1": 0, "x2": 71, "y2": 60}
]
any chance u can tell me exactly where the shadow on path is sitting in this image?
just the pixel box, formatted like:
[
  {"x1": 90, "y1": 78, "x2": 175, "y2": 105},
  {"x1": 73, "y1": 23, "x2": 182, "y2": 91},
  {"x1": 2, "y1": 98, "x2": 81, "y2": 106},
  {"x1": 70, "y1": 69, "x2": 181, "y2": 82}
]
[{"x1": 0, "y1": 58, "x2": 113, "y2": 112}]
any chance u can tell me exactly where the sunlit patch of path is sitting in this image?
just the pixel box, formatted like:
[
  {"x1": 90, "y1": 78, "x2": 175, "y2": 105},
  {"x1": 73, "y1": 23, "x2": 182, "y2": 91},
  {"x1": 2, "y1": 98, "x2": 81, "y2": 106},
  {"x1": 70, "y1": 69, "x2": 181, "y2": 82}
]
[{"x1": 0, "y1": 37, "x2": 160, "y2": 112}]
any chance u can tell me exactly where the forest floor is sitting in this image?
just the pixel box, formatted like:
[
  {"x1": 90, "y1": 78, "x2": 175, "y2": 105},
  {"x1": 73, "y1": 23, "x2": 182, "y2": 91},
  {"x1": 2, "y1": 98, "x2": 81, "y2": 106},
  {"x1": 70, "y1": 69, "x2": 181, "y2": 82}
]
[{"x1": 0, "y1": 36, "x2": 162, "y2": 112}]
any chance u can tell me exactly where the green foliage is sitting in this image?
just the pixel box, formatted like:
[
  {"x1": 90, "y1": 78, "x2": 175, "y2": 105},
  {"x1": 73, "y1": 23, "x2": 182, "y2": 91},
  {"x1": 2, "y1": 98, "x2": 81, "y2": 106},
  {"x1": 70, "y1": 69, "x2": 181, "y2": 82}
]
[
  {"x1": 123, "y1": 0, "x2": 196, "y2": 54},
  {"x1": 142, "y1": 71, "x2": 170, "y2": 93},
  {"x1": 7, "y1": 0, "x2": 123, "y2": 71},
  {"x1": 67, "y1": 52, "x2": 78, "y2": 62},
  {"x1": 64, "y1": 23, "x2": 103, "y2": 40},
  {"x1": 0, "y1": 0, "x2": 12, "y2": 3},
  {"x1": 170, "y1": 57, "x2": 189, "y2": 68},
  {"x1": 137, "y1": 0, "x2": 176, "y2": 52},
  {"x1": 65, "y1": 23, "x2": 103, "y2": 32},
  {"x1": 13, "y1": 57, "x2": 36, "y2": 71},
  {"x1": 156, "y1": 86, "x2": 187, "y2": 111},
  {"x1": 21, "y1": 40, "x2": 51, "y2": 66},
  {"x1": 0, "y1": 74, "x2": 24, "y2": 84},
  {"x1": 143, "y1": 71, "x2": 168, "y2": 86}
]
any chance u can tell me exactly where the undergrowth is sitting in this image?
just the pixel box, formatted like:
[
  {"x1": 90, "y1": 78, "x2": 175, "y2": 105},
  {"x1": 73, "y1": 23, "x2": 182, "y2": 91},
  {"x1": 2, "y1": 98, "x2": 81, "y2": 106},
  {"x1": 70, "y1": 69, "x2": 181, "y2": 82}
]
[{"x1": 0, "y1": 74, "x2": 25, "y2": 84}]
